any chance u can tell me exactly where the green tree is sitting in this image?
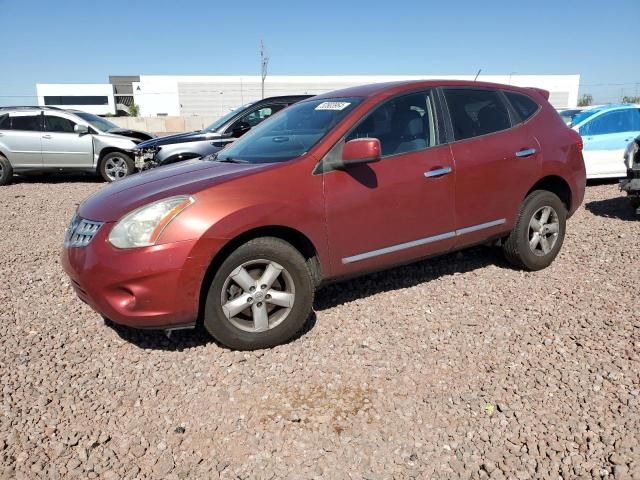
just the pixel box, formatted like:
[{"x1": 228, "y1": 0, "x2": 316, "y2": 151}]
[
  {"x1": 578, "y1": 94, "x2": 593, "y2": 107},
  {"x1": 128, "y1": 103, "x2": 140, "y2": 116},
  {"x1": 622, "y1": 95, "x2": 640, "y2": 104}
]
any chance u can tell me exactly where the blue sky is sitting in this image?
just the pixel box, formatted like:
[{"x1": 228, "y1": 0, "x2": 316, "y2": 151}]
[{"x1": 1, "y1": 0, "x2": 639, "y2": 104}]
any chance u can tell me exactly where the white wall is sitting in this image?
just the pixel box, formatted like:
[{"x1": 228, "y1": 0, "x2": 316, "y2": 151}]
[
  {"x1": 36, "y1": 83, "x2": 116, "y2": 115},
  {"x1": 133, "y1": 74, "x2": 581, "y2": 117}
]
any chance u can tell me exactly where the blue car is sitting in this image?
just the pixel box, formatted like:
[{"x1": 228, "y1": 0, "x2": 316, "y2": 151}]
[{"x1": 571, "y1": 104, "x2": 640, "y2": 178}]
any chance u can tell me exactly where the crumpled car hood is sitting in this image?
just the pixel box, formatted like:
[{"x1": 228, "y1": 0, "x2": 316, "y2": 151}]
[
  {"x1": 136, "y1": 130, "x2": 222, "y2": 149},
  {"x1": 78, "y1": 159, "x2": 269, "y2": 222}
]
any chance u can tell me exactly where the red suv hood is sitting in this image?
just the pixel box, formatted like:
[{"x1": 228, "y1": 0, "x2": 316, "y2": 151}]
[{"x1": 78, "y1": 159, "x2": 269, "y2": 222}]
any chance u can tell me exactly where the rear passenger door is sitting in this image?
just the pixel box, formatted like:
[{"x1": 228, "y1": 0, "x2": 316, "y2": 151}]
[
  {"x1": 443, "y1": 88, "x2": 541, "y2": 247},
  {"x1": 43, "y1": 113, "x2": 94, "y2": 168},
  {"x1": 0, "y1": 113, "x2": 43, "y2": 167}
]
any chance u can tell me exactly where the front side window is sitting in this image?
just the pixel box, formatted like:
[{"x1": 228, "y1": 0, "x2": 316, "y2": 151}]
[
  {"x1": 581, "y1": 110, "x2": 639, "y2": 136},
  {"x1": 240, "y1": 105, "x2": 286, "y2": 128},
  {"x1": 9, "y1": 115, "x2": 42, "y2": 131},
  {"x1": 444, "y1": 88, "x2": 511, "y2": 141},
  {"x1": 45, "y1": 115, "x2": 77, "y2": 133},
  {"x1": 504, "y1": 91, "x2": 540, "y2": 122},
  {"x1": 204, "y1": 104, "x2": 253, "y2": 132},
  {"x1": 0, "y1": 114, "x2": 9, "y2": 129},
  {"x1": 346, "y1": 91, "x2": 439, "y2": 157},
  {"x1": 216, "y1": 97, "x2": 363, "y2": 164}
]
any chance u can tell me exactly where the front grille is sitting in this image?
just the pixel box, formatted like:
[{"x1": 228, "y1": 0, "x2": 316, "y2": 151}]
[{"x1": 64, "y1": 215, "x2": 103, "y2": 248}]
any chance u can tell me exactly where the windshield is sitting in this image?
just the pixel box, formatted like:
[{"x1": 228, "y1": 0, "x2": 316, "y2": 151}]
[
  {"x1": 74, "y1": 112, "x2": 118, "y2": 132},
  {"x1": 217, "y1": 97, "x2": 363, "y2": 164},
  {"x1": 204, "y1": 103, "x2": 253, "y2": 132},
  {"x1": 570, "y1": 109, "x2": 599, "y2": 127}
]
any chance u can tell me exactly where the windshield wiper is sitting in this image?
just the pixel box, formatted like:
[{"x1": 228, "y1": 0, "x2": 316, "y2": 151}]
[{"x1": 217, "y1": 156, "x2": 249, "y2": 164}]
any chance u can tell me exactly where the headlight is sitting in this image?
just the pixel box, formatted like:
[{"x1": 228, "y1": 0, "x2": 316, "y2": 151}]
[{"x1": 108, "y1": 195, "x2": 195, "y2": 249}]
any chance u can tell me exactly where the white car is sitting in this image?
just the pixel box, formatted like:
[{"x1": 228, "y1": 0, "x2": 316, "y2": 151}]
[{"x1": 570, "y1": 104, "x2": 640, "y2": 179}]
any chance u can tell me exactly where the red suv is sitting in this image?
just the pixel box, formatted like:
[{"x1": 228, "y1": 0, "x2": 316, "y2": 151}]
[{"x1": 62, "y1": 80, "x2": 585, "y2": 350}]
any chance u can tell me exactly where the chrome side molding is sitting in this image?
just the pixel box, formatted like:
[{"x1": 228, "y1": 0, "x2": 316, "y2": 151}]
[{"x1": 342, "y1": 218, "x2": 506, "y2": 264}]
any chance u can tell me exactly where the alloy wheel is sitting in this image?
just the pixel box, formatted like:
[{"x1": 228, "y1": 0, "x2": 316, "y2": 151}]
[
  {"x1": 220, "y1": 259, "x2": 295, "y2": 333},
  {"x1": 528, "y1": 206, "x2": 560, "y2": 256},
  {"x1": 104, "y1": 156, "x2": 129, "y2": 181}
]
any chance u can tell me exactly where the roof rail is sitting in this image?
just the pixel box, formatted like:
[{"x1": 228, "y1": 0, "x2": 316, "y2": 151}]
[{"x1": 0, "y1": 105, "x2": 64, "y2": 111}]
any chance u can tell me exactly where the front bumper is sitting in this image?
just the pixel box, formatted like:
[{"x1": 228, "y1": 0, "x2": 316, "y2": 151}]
[{"x1": 61, "y1": 225, "x2": 222, "y2": 329}]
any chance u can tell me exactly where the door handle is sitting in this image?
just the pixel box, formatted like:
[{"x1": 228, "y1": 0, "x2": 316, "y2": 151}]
[
  {"x1": 515, "y1": 148, "x2": 537, "y2": 158},
  {"x1": 42, "y1": 134, "x2": 52, "y2": 139},
  {"x1": 424, "y1": 166, "x2": 453, "y2": 178}
]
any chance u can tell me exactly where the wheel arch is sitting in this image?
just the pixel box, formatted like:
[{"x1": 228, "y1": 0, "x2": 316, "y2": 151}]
[
  {"x1": 97, "y1": 147, "x2": 133, "y2": 166},
  {"x1": 197, "y1": 225, "x2": 322, "y2": 325},
  {"x1": 525, "y1": 175, "x2": 572, "y2": 212}
]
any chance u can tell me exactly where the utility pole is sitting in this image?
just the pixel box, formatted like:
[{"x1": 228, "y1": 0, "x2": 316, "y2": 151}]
[{"x1": 260, "y1": 40, "x2": 269, "y2": 99}]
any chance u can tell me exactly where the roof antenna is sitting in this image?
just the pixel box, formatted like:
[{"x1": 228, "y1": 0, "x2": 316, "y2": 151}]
[{"x1": 474, "y1": 69, "x2": 482, "y2": 82}]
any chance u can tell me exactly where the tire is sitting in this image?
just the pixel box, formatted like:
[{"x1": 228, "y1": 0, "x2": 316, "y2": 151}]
[
  {"x1": 502, "y1": 190, "x2": 567, "y2": 271},
  {"x1": 99, "y1": 152, "x2": 134, "y2": 182},
  {"x1": 0, "y1": 155, "x2": 13, "y2": 186},
  {"x1": 630, "y1": 197, "x2": 640, "y2": 210},
  {"x1": 203, "y1": 237, "x2": 315, "y2": 350}
]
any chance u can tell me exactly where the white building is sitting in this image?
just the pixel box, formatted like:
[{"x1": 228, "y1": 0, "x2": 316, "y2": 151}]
[
  {"x1": 37, "y1": 74, "x2": 581, "y2": 117},
  {"x1": 36, "y1": 83, "x2": 117, "y2": 115}
]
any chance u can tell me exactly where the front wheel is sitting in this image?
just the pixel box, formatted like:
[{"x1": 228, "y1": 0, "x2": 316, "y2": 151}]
[
  {"x1": 503, "y1": 190, "x2": 567, "y2": 271},
  {"x1": 203, "y1": 237, "x2": 315, "y2": 350},
  {"x1": 99, "y1": 152, "x2": 134, "y2": 182}
]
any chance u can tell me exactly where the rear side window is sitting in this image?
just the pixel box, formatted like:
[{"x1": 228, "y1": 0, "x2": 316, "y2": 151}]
[
  {"x1": 9, "y1": 115, "x2": 42, "y2": 131},
  {"x1": 504, "y1": 91, "x2": 540, "y2": 122},
  {"x1": 0, "y1": 114, "x2": 8, "y2": 129},
  {"x1": 45, "y1": 115, "x2": 77, "y2": 133},
  {"x1": 444, "y1": 88, "x2": 511, "y2": 141}
]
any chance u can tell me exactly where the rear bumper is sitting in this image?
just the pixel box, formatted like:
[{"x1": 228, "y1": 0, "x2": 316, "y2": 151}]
[{"x1": 61, "y1": 226, "x2": 223, "y2": 329}]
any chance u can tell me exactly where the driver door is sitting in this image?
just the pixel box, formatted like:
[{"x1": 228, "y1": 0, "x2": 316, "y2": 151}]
[
  {"x1": 42, "y1": 113, "x2": 93, "y2": 168},
  {"x1": 323, "y1": 90, "x2": 456, "y2": 277}
]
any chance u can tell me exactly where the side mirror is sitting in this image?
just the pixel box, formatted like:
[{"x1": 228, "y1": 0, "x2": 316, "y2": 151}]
[
  {"x1": 342, "y1": 138, "x2": 381, "y2": 166},
  {"x1": 75, "y1": 124, "x2": 89, "y2": 135}
]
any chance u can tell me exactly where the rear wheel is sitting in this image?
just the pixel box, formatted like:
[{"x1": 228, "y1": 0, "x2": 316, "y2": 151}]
[
  {"x1": 203, "y1": 237, "x2": 314, "y2": 350},
  {"x1": 99, "y1": 152, "x2": 134, "y2": 182},
  {"x1": 503, "y1": 190, "x2": 567, "y2": 271},
  {"x1": 0, "y1": 155, "x2": 13, "y2": 186}
]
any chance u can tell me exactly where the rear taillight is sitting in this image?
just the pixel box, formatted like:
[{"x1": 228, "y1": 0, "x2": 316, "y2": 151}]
[{"x1": 568, "y1": 128, "x2": 583, "y2": 151}]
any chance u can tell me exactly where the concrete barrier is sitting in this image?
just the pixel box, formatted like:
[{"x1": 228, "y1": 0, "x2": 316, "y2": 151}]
[{"x1": 108, "y1": 116, "x2": 219, "y2": 134}]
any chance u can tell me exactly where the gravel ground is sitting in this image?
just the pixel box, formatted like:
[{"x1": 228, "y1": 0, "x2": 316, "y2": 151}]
[{"x1": 0, "y1": 176, "x2": 638, "y2": 479}]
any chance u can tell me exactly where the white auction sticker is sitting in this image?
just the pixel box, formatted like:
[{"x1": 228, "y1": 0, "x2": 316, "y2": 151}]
[{"x1": 315, "y1": 101, "x2": 351, "y2": 111}]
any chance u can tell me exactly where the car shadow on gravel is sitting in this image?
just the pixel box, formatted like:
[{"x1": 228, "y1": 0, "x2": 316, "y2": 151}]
[
  {"x1": 314, "y1": 246, "x2": 508, "y2": 311},
  {"x1": 104, "y1": 312, "x2": 318, "y2": 351},
  {"x1": 105, "y1": 246, "x2": 506, "y2": 350},
  {"x1": 585, "y1": 196, "x2": 638, "y2": 221}
]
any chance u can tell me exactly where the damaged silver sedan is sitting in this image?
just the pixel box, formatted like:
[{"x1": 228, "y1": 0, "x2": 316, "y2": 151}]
[{"x1": 0, "y1": 106, "x2": 154, "y2": 185}]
